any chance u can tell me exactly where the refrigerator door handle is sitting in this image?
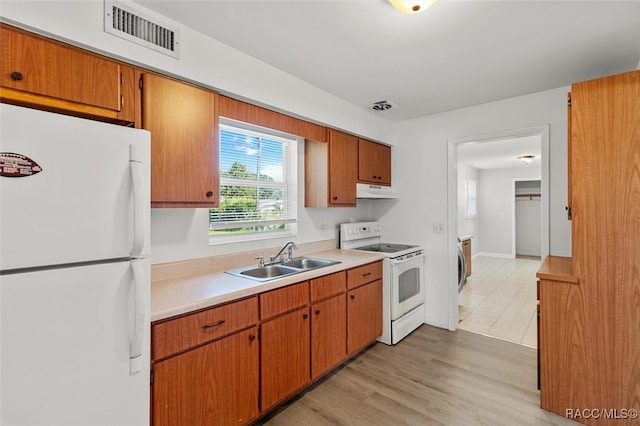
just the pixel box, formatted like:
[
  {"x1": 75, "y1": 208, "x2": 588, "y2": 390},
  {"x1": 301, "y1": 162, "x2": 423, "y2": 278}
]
[
  {"x1": 129, "y1": 145, "x2": 145, "y2": 258},
  {"x1": 129, "y1": 258, "x2": 147, "y2": 375}
]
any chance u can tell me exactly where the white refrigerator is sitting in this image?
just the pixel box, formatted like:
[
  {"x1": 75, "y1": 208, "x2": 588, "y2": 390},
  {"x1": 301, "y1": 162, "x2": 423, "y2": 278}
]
[{"x1": 0, "y1": 104, "x2": 151, "y2": 425}]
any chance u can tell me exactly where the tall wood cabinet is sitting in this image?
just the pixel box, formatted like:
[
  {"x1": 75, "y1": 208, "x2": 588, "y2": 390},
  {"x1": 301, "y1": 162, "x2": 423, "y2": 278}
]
[
  {"x1": 537, "y1": 70, "x2": 640, "y2": 424},
  {"x1": 0, "y1": 25, "x2": 135, "y2": 124},
  {"x1": 140, "y1": 73, "x2": 219, "y2": 207}
]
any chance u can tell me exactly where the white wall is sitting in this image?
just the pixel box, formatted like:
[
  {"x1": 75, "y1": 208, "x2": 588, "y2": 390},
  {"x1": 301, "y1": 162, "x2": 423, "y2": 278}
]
[
  {"x1": 374, "y1": 87, "x2": 571, "y2": 329},
  {"x1": 0, "y1": 1, "x2": 394, "y2": 264},
  {"x1": 457, "y1": 163, "x2": 479, "y2": 256},
  {"x1": 478, "y1": 167, "x2": 541, "y2": 257}
]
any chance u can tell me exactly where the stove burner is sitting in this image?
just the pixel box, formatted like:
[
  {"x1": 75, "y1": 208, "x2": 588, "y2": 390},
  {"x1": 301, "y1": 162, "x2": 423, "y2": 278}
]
[{"x1": 355, "y1": 243, "x2": 418, "y2": 253}]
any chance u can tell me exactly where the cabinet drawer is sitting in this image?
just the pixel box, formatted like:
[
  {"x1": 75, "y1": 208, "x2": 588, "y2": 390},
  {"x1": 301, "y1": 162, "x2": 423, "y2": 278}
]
[
  {"x1": 310, "y1": 271, "x2": 346, "y2": 302},
  {"x1": 152, "y1": 296, "x2": 258, "y2": 360},
  {"x1": 347, "y1": 261, "x2": 382, "y2": 290},
  {"x1": 260, "y1": 281, "x2": 309, "y2": 320}
]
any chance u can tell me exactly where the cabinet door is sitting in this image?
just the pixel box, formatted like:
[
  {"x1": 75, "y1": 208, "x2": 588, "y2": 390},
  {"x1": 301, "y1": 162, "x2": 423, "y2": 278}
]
[
  {"x1": 0, "y1": 25, "x2": 134, "y2": 124},
  {"x1": 141, "y1": 73, "x2": 219, "y2": 207},
  {"x1": 311, "y1": 294, "x2": 346, "y2": 380},
  {"x1": 347, "y1": 279, "x2": 383, "y2": 356},
  {"x1": 153, "y1": 327, "x2": 259, "y2": 426},
  {"x1": 358, "y1": 139, "x2": 391, "y2": 186},
  {"x1": 328, "y1": 129, "x2": 357, "y2": 206},
  {"x1": 260, "y1": 307, "x2": 310, "y2": 411}
]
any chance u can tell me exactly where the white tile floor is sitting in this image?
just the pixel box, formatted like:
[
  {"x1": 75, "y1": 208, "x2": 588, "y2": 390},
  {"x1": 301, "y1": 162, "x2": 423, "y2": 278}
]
[{"x1": 458, "y1": 255, "x2": 541, "y2": 348}]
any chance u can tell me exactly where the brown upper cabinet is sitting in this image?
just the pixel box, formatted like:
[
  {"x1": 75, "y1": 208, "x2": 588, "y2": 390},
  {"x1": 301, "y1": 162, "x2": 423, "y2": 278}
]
[
  {"x1": 358, "y1": 139, "x2": 391, "y2": 186},
  {"x1": 140, "y1": 73, "x2": 219, "y2": 208},
  {"x1": 305, "y1": 129, "x2": 358, "y2": 207},
  {"x1": 0, "y1": 25, "x2": 135, "y2": 124}
]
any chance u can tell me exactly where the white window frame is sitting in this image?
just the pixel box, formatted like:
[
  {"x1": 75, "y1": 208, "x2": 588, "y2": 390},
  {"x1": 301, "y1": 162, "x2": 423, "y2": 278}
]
[{"x1": 209, "y1": 118, "x2": 298, "y2": 245}]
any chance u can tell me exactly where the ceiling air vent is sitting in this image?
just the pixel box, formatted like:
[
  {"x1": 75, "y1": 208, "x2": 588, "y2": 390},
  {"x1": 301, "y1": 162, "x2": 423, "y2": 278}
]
[
  {"x1": 368, "y1": 100, "x2": 399, "y2": 112},
  {"x1": 104, "y1": 0, "x2": 180, "y2": 58}
]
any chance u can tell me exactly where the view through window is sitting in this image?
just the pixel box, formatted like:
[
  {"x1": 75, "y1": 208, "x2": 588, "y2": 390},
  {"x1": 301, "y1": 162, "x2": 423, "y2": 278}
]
[{"x1": 209, "y1": 120, "x2": 297, "y2": 242}]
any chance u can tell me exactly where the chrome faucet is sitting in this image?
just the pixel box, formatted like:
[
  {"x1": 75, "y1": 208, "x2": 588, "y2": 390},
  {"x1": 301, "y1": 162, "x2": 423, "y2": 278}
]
[{"x1": 272, "y1": 241, "x2": 298, "y2": 263}]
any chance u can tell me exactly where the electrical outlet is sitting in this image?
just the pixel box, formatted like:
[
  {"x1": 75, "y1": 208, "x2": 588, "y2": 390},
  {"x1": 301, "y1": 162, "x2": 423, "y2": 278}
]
[
  {"x1": 320, "y1": 224, "x2": 329, "y2": 236},
  {"x1": 433, "y1": 223, "x2": 445, "y2": 234}
]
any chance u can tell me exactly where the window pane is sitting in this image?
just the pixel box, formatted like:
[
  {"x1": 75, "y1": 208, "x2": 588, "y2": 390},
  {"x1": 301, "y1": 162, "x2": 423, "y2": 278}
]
[{"x1": 210, "y1": 122, "x2": 297, "y2": 241}]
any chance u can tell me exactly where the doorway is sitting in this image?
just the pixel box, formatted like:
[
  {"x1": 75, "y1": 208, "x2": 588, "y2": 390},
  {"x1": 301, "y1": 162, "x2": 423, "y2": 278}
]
[{"x1": 446, "y1": 126, "x2": 549, "y2": 334}]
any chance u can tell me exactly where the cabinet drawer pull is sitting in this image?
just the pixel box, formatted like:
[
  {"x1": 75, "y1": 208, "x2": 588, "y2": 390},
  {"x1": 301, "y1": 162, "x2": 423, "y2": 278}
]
[
  {"x1": 350, "y1": 295, "x2": 355, "y2": 300},
  {"x1": 332, "y1": 196, "x2": 338, "y2": 201},
  {"x1": 302, "y1": 313, "x2": 309, "y2": 320},
  {"x1": 206, "y1": 191, "x2": 214, "y2": 198},
  {"x1": 202, "y1": 320, "x2": 226, "y2": 331},
  {"x1": 362, "y1": 272, "x2": 372, "y2": 277},
  {"x1": 10, "y1": 71, "x2": 23, "y2": 81},
  {"x1": 315, "y1": 309, "x2": 320, "y2": 315}
]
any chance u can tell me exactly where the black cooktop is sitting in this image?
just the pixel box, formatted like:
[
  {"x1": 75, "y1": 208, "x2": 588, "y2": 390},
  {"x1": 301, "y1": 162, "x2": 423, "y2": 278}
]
[{"x1": 355, "y1": 243, "x2": 419, "y2": 253}]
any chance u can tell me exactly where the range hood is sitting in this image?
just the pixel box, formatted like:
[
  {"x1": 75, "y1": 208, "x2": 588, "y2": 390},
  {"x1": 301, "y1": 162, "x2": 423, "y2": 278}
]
[{"x1": 356, "y1": 183, "x2": 397, "y2": 199}]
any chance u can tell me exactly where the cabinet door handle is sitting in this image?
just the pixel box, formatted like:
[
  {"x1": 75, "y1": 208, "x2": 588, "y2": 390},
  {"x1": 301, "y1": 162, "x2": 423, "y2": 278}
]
[
  {"x1": 332, "y1": 196, "x2": 338, "y2": 201},
  {"x1": 202, "y1": 320, "x2": 225, "y2": 331},
  {"x1": 350, "y1": 295, "x2": 355, "y2": 300},
  {"x1": 206, "y1": 191, "x2": 214, "y2": 198},
  {"x1": 249, "y1": 334, "x2": 256, "y2": 342},
  {"x1": 315, "y1": 309, "x2": 320, "y2": 315},
  {"x1": 10, "y1": 72, "x2": 23, "y2": 81},
  {"x1": 302, "y1": 313, "x2": 309, "y2": 320}
]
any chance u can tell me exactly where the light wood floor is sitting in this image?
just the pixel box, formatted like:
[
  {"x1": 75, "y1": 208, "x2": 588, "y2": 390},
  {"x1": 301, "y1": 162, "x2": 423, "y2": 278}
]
[{"x1": 259, "y1": 325, "x2": 578, "y2": 425}]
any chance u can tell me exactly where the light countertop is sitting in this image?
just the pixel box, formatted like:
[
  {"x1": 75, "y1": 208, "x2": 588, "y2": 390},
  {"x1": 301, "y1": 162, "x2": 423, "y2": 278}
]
[
  {"x1": 536, "y1": 255, "x2": 578, "y2": 283},
  {"x1": 151, "y1": 249, "x2": 385, "y2": 322}
]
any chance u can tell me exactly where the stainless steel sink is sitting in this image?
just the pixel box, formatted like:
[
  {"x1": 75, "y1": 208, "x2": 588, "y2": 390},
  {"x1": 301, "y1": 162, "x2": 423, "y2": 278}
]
[
  {"x1": 225, "y1": 257, "x2": 340, "y2": 282},
  {"x1": 282, "y1": 257, "x2": 337, "y2": 270}
]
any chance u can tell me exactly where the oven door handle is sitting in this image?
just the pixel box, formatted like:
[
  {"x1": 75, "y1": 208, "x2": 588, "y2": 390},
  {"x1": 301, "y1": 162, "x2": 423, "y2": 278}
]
[{"x1": 390, "y1": 251, "x2": 425, "y2": 266}]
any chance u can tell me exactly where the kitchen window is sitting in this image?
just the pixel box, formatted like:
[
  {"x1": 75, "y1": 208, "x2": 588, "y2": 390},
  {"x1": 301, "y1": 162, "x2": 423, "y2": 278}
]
[{"x1": 209, "y1": 119, "x2": 298, "y2": 243}]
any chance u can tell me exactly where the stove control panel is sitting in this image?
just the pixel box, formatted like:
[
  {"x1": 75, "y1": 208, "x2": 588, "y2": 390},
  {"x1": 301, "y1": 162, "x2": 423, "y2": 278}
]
[{"x1": 340, "y1": 221, "x2": 382, "y2": 242}]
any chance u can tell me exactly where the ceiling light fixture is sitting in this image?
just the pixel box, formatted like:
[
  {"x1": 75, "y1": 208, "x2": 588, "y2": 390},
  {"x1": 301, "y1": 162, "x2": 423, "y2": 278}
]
[
  {"x1": 388, "y1": 0, "x2": 437, "y2": 14},
  {"x1": 518, "y1": 155, "x2": 535, "y2": 165}
]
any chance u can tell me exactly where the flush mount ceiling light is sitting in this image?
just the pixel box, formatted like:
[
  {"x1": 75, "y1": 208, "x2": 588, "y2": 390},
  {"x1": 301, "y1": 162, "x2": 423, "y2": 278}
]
[
  {"x1": 518, "y1": 155, "x2": 535, "y2": 165},
  {"x1": 388, "y1": 0, "x2": 437, "y2": 14}
]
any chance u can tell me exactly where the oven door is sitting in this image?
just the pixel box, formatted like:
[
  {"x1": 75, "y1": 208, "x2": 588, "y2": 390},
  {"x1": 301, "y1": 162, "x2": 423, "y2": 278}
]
[{"x1": 390, "y1": 251, "x2": 425, "y2": 320}]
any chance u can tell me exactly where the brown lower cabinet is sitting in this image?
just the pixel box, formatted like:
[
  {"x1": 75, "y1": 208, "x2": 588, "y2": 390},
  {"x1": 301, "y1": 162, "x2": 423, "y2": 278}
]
[
  {"x1": 311, "y1": 294, "x2": 347, "y2": 380},
  {"x1": 260, "y1": 306, "x2": 311, "y2": 411},
  {"x1": 152, "y1": 327, "x2": 259, "y2": 426},
  {"x1": 347, "y1": 279, "x2": 383, "y2": 356},
  {"x1": 151, "y1": 261, "x2": 383, "y2": 425}
]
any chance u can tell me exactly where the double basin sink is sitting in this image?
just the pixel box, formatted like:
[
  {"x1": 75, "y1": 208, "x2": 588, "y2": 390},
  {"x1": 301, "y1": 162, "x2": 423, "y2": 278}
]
[{"x1": 225, "y1": 257, "x2": 340, "y2": 282}]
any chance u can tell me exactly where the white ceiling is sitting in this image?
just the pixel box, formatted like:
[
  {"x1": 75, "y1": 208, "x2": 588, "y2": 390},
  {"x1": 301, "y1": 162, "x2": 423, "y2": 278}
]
[
  {"x1": 457, "y1": 135, "x2": 541, "y2": 170},
  {"x1": 133, "y1": 0, "x2": 640, "y2": 122}
]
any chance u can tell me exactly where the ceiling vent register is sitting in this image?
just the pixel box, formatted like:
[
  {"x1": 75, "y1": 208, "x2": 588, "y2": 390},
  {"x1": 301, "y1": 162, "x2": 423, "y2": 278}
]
[
  {"x1": 104, "y1": 0, "x2": 180, "y2": 58},
  {"x1": 368, "y1": 100, "x2": 399, "y2": 112}
]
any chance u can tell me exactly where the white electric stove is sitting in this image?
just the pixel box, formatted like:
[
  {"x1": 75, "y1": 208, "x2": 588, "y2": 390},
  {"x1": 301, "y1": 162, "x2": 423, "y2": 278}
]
[{"x1": 340, "y1": 221, "x2": 426, "y2": 345}]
